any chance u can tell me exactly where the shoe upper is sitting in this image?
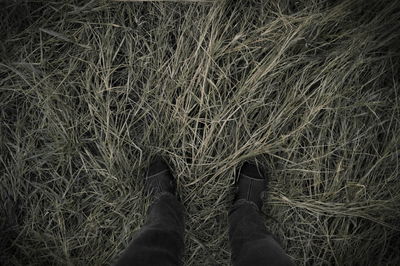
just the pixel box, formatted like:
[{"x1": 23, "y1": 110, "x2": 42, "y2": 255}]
[
  {"x1": 144, "y1": 157, "x2": 175, "y2": 196},
  {"x1": 235, "y1": 162, "x2": 268, "y2": 210}
]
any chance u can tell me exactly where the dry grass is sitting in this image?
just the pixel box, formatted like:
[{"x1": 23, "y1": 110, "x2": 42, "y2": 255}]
[{"x1": 1, "y1": 0, "x2": 400, "y2": 265}]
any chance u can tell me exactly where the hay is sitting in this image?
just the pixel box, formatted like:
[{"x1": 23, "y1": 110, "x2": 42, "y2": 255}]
[{"x1": 1, "y1": 0, "x2": 399, "y2": 265}]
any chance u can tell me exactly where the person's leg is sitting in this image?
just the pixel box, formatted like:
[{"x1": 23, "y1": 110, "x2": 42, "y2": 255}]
[
  {"x1": 229, "y1": 162, "x2": 293, "y2": 266},
  {"x1": 115, "y1": 192, "x2": 184, "y2": 266},
  {"x1": 114, "y1": 158, "x2": 184, "y2": 266},
  {"x1": 229, "y1": 199, "x2": 293, "y2": 266}
]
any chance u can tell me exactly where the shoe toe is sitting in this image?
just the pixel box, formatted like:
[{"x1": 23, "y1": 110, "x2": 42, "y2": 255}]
[
  {"x1": 147, "y1": 157, "x2": 170, "y2": 176},
  {"x1": 240, "y1": 162, "x2": 264, "y2": 179}
]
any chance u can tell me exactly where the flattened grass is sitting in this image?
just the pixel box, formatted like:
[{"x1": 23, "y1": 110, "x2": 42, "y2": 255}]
[{"x1": 1, "y1": 0, "x2": 399, "y2": 265}]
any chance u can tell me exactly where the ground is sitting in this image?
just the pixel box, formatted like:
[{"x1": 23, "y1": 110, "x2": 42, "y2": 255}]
[{"x1": 1, "y1": 0, "x2": 400, "y2": 265}]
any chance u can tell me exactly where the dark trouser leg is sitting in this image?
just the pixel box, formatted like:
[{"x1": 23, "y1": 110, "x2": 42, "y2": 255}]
[
  {"x1": 115, "y1": 192, "x2": 184, "y2": 266},
  {"x1": 229, "y1": 199, "x2": 294, "y2": 266}
]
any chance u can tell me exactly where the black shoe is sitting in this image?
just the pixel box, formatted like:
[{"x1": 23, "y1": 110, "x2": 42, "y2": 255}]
[
  {"x1": 234, "y1": 161, "x2": 268, "y2": 210},
  {"x1": 144, "y1": 157, "x2": 176, "y2": 197}
]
